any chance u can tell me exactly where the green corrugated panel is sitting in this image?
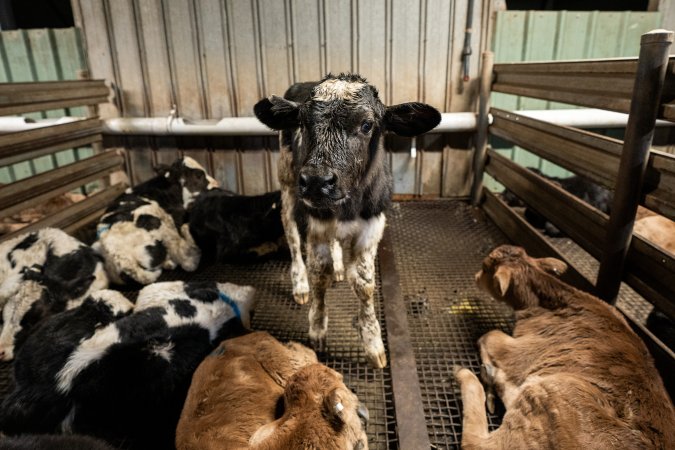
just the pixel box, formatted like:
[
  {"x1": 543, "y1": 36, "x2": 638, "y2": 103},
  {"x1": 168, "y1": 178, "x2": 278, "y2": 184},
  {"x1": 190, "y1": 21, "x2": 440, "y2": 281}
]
[
  {"x1": 0, "y1": 28, "x2": 89, "y2": 185},
  {"x1": 487, "y1": 10, "x2": 663, "y2": 192}
]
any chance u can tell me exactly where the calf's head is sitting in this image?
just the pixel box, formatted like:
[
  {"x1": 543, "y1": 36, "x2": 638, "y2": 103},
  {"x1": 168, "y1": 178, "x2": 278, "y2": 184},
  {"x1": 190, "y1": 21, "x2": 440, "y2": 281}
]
[
  {"x1": 159, "y1": 157, "x2": 219, "y2": 208},
  {"x1": 254, "y1": 73, "x2": 440, "y2": 210},
  {"x1": 250, "y1": 363, "x2": 369, "y2": 450},
  {"x1": 475, "y1": 245, "x2": 568, "y2": 310}
]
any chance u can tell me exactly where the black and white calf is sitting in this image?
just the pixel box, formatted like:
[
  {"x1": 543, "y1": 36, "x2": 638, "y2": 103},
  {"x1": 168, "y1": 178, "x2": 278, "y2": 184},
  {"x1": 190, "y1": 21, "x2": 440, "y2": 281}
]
[
  {"x1": 94, "y1": 157, "x2": 218, "y2": 285},
  {"x1": 0, "y1": 280, "x2": 256, "y2": 450},
  {"x1": 0, "y1": 228, "x2": 108, "y2": 361},
  {"x1": 255, "y1": 73, "x2": 440, "y2": 368},
  {"x1": 188, "y1": 189, "x2": 285, "y2": 262}
]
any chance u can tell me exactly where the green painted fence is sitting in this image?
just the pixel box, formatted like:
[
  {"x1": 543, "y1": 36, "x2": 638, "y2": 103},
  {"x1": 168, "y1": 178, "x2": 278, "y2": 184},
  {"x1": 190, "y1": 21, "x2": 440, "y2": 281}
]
[
  {"x1": 488, "y1": 10, "x2": 663, "y2": 189},
  {"x1": 0, "y1": 28, "x2": 92, "y2": 184}
]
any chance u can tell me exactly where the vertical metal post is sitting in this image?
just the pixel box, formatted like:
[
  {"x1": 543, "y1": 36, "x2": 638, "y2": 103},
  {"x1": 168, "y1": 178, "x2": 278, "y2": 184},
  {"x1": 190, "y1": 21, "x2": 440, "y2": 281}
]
[
  {"x1": 596, "y1": 30, "x2": 673, "y2": 302},
  {"x1": 470, "y1": 51, "x2": 494, "y2": 206}
]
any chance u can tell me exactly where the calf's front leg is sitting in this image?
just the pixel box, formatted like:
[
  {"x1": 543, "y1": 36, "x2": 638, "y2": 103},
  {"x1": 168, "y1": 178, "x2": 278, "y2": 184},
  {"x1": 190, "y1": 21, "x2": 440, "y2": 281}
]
[
  {"x1": 348, "y1": 214, "x2": 387, "y2": 369},
  {"x1": 281, "y1": 188, "x2": 310, "y2": 304},
  {"x1": 306, "y1": 232, "x2": 333, "y2": 353},
  {"x1": 454, "y1": 367, "x2": 490, "y2": 448}
]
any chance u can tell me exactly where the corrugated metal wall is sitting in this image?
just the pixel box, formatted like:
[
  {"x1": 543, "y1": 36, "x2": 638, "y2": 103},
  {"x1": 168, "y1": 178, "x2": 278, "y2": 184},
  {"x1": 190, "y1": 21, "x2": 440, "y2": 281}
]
[
  {"x1": 0, "y1": 28, "x2": 94, "y2": 184},
  {"x1": 72, "y1": 0, "x2": 495, "y2": 196},
  {"x1": 489, "y1": 10, "x2": 663, "y2": 187}
]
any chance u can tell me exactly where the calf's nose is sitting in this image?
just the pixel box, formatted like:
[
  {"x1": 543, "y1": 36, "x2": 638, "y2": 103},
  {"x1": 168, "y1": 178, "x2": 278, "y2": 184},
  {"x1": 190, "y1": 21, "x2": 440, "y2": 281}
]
[{"x1": 299, "y1": 170, "x2": 337, "y2": 197}]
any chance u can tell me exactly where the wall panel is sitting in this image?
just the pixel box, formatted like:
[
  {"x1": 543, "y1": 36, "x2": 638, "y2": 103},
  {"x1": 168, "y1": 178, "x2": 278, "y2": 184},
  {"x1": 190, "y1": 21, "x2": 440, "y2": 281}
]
[{"x1": 73, "y1": 0, "x2": 494, "y2": 194}]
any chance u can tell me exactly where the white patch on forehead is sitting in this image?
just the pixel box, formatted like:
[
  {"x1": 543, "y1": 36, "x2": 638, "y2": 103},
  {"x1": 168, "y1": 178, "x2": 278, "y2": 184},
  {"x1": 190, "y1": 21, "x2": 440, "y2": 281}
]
[{"x1": 313, "y1": 79, "x2": 366, "y2": 102}]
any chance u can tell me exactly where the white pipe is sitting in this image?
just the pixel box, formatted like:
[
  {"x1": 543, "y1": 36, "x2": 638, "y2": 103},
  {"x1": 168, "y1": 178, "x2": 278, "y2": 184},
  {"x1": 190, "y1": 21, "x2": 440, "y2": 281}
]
[
  {"x1": 0, "y1": 116, "x2": 82, "y2": 132},
  {"x1": 103, "y1": 116, "x2": 275, "y2": 136},
  {"x1": 517, "y1": 109, "x2": 674, "y2": 128},
  {"x1": 0, "y1": 109, "x2": 672, "y2": 136}
]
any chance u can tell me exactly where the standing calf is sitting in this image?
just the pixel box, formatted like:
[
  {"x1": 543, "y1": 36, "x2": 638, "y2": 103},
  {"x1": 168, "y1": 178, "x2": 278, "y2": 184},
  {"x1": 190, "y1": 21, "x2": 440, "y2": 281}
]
[
  {"x1": 454, "y1": 245, "x2": 675, "y2": 449},
  {"x1": 254, "y1": 73, "x2": 440, "y2": 367}
]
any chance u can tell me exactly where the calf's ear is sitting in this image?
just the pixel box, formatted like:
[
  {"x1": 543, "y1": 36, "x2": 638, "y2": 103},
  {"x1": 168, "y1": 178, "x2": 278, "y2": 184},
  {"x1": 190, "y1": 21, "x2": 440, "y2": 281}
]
[
  {"x1": 385, "y1": 102, "x2": 441, "y2": 137},
  {"x1": 323, "y1": 388, "x2": 347, "y2": 428},
  {"x1": 254, "y1": 95, "x2": 300, "y2": 130},
  {"x1": 493, "y1": 266, "x2": 512, "y2": 298}
]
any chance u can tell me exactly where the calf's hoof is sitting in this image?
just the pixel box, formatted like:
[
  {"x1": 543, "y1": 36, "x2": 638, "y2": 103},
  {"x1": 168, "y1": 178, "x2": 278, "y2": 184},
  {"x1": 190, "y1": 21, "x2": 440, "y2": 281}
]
[
  {"x1": 309, "y1": 334, "x2": 326, "y2": 353},
  {"x1": 293, "y1": 291, "x2": 310, "y2": 305},
  {"x1": 333, "y1": 269, "x2": 345, "y2": 283},
  {"x1": 453, "y1": 366, "x2": 476, "y2": 383},
  {"x1": 366, "y1": 350, "x2": 387, "y2": 369}
]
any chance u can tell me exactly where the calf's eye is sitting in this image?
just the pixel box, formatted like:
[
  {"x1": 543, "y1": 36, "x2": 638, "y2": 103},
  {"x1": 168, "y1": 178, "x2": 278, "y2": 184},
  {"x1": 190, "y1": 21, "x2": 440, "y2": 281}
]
[{"x1": 361, "y1": 121, "x2": 373, "y2": 134}]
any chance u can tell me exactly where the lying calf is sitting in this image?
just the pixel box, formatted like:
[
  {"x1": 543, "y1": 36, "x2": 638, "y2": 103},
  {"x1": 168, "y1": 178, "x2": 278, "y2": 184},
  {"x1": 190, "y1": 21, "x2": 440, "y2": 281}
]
[
  {"x1": 0, "y1": 289, "x2": 134, "y2": 434},
  {"x1": 94, "y1": 157, "x2": 217, "y2": 285},
  {"x1": 0, "y1": 280, "x2": 256, "y2": 450},
  {"x1": 0, "y1": 228, "x2": 108, "y2": 361},
  {"x1": 177, "y1": 331, "x2": 369, "y2": 450},
  {"x1": 188, "y1": 190, "x2": 285, "y2": 262},
  {"x1": 454, "y1": 245, "x2": 675, "y2": 449}
]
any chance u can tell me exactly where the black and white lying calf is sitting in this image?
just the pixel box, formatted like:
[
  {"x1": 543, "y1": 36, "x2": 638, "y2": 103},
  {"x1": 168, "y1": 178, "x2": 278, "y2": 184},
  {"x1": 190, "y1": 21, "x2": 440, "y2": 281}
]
[
  {"x1": 188, "y1": 189, "x2": 285, "y2": 262},
  {"x1": 255, "y1": 73, "x2": 440, "y2": 368},
  {"x1": 94, "y1": 157, "x2": 218, "y2": 285},
  {"x1": 0, "y1": 228, "x2": 108, "y2": 361},
  {"x1": 0, "y1": 280, "x2": 256, "y2": 450}
]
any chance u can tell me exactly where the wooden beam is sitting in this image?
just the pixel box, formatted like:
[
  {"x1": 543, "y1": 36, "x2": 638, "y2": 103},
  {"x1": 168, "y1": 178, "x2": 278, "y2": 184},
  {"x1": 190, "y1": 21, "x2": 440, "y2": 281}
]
[
  {"x1": 0, "y1": 183, "x2": 127, "y2": 243},
  {"x1": 0, "y1": 80, "x2": 109, "y2": 115},
  {"x1": 0, "y1": 118, "x2": 102, "y2": 166},
  {"x1": 490, "y1": 109, "x2": 675, "y2": 221},
  {"x1": 486, "y1": 149, "x2": 608, "y2": 258},
  {"x1": 0, "y1": 150, "x2": 124, "y2": 220}
]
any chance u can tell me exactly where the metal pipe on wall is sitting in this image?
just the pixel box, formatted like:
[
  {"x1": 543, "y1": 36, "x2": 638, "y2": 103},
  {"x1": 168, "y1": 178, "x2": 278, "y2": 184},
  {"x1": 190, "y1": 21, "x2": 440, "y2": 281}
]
[{"x1": 0, "y1": 110, "x2": 673, "y2": 136}]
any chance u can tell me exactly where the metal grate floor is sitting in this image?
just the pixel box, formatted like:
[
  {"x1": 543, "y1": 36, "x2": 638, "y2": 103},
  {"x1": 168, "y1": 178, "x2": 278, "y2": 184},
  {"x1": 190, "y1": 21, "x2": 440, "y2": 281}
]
[
  {"x1": 386, "y1": 201, "x2": 513, "y2": 449},
  {"x1": 0, "y1": 200, "x2": 664, "y2": 450}
]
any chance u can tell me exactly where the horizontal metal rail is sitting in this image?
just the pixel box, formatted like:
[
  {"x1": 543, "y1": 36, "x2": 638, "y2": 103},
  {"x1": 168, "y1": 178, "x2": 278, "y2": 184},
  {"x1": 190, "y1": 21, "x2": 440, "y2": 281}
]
[
  {"x1": 490, "y1": 108, "x2": 675, "y2": 221},
  {"x1": 0, "y1": 183, "x2": 127, "y2": 243},
  {"x1": 0, "y1": 117, "x2": 102, "y2": 166},
  {"x1": 0, "y1": 150, "x2": 124, "y2": 221},
  {"x1": 0, "y1": 79, "x2": 109, "y2": 115}
]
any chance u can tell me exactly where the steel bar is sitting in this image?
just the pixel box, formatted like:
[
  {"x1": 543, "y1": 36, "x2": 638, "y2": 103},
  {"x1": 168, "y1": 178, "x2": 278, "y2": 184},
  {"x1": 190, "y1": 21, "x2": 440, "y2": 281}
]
[
  {"x1": 596, "y1": 30, "x2": 674, "y2": 303},
  {"x1": 378, "y1": 229, "x2": 431, "y2": 450},
  {"x1": 470, "y1": 51, "x2": 494, "y2": 205}
]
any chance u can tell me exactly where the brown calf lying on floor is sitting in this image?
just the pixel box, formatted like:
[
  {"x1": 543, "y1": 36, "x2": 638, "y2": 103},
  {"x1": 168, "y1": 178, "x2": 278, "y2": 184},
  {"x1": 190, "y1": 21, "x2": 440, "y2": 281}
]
[
  {"x1": 454, "y1": 245, "x2": 675, "y2": 450},
  {"x1": 176, "y1": 331, "x2": 369, "y2": 450}
]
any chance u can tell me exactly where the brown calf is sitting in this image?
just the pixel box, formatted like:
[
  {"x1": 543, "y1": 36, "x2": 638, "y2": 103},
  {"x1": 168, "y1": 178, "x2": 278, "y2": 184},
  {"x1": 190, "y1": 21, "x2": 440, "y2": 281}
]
[
  {"x1": 454, "y1": 245, "x2": 675, "y2": 450},
  {"x1": 176, "y1": 331, "x2": 369, "y2": 450}
]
